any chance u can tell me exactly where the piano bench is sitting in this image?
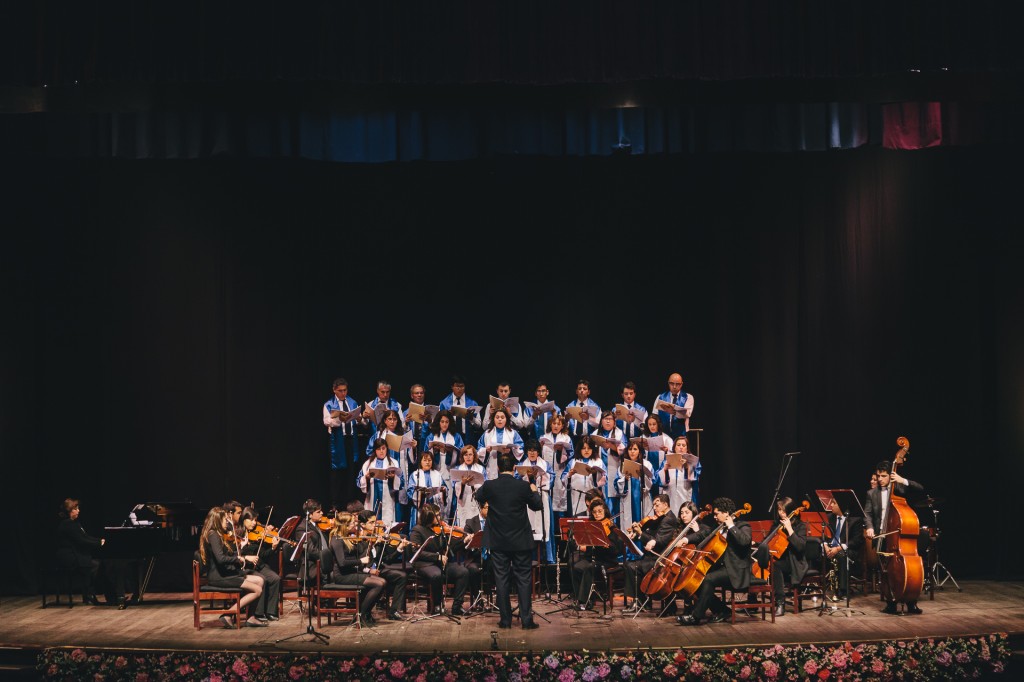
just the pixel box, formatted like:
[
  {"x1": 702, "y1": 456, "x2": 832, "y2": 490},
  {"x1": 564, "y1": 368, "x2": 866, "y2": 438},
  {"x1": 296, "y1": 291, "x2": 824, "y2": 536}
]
[{"x1": 40, "y1": 566, "x2": 79, "y2": 609}]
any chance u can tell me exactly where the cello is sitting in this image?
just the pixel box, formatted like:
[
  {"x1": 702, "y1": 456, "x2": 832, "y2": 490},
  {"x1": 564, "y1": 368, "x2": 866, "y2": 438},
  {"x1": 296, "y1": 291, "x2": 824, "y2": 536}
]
[
  {"x1": 673, "y1": 503, "x2": 752, "y2": 598},
  {"x1": 877, "y1": 436, "x2": 924, "y2": 604},
  {"x1": 639, "y1": 504, "x2": 712, "y2": 600},
  {"x1": 751, "y1": 500, "x2": 809, "y2": 580}
]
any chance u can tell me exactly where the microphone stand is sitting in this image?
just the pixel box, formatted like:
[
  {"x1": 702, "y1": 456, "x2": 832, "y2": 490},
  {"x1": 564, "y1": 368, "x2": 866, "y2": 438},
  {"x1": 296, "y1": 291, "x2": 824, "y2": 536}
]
[
  {"x1": 275, "y1": 512, "x2": 329, "y2": 645},
  {"x1": 767, "y1": 452, "x2": 798, "y2": 514}
]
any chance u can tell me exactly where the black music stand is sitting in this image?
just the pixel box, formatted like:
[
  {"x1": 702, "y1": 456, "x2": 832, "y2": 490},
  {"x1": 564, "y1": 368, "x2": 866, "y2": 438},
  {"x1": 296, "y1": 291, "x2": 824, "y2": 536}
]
[
  {"x1": 462, "y1": 530, "x2": 497, "y2": 617},
  {"x1": 546, "y1": 519, "x2": 608, "y2": 617},
  {"x1": 275, "y1": 517, "x2": 330, "y2": 645},
  {"x1": 814, "y1": 488, "x2": 864, "y2": 618}
]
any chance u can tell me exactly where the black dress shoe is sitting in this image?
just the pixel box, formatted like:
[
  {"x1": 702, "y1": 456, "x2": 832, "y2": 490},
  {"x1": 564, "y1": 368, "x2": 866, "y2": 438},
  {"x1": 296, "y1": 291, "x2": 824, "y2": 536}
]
[
  {"x1": 450, "y1": 606, "x2": 465, "y2": 617},
  {"x1": 522, "y1": 621, "x2": 539, "y2": 630},
  {"x1": 387, "y1": 612, "x2": 402, "y2": 621},
  {"x1": 676, "y1": 614, "x2": 700, "y2": 626},
  {"x1": 881, "y1": 603, "x2": 899, "y2": 615},
  {"x1": 906, "y1": 605, "x2": 923, "y2": 615},
  {"x1": 707, "y1": 610, "x2": 730, "y2": 624},
  {"x1": 498, "y1": 621, "x2": 512, "y2": 629},
  {"x1": 774, "y1": 604, "x2": 786, "y2": 617},
  {"x1": 83, "y1": 596, "x2": 100, "y2": 606},
  {"x1": 245, "y1": 618, "x2": 268, "y2": 627},
  {"x1": 266, "y1": 614, "x2": 280, "y2": 621},
  {"x1": 117, "y1": 600, "x2": 128, "y2": 611}
]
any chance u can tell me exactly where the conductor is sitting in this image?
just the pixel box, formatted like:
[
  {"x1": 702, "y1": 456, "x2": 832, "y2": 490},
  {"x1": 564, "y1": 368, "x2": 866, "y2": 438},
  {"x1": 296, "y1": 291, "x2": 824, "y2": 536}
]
[{"x1": 474, "y1": 451, "x2": 543, "y2": 629}]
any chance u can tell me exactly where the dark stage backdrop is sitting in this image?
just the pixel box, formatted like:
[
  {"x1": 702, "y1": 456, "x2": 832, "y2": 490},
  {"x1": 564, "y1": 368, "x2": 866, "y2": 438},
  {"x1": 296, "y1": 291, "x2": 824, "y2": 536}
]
[{"x1": 2, "y1": 148, "x2": 1022, "y2": 592}]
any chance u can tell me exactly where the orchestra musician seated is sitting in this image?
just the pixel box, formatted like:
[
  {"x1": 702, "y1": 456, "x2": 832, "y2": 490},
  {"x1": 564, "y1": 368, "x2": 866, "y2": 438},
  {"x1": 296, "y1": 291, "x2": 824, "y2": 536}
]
[
  {"x1": 569, "y1": 500, "x2": 624, "y2": 611},
  {"x1": 622, "y1": 493, "x2": 679, "y2": 615}
]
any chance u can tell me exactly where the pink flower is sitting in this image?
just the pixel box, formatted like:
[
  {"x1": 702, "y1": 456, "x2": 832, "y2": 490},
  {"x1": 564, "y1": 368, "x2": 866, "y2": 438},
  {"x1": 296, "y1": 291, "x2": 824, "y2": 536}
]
[
  {"x1": 761, "y1": 659, "x2": 779, "y2": 679},
  {"x1": 828, "y1": 649, "x2": 848, "y2": 669},
  {"x1": 289, "y1": 665, "x2": 304, "y2": 680},
  {"x1": 558, "y1": 669, "x2": 576, "y2": 682},
  {"x1": 444, "y1": 674, "x2": 457, "y2": 682},
  {"x1": 178, "y1": 664, "x2": 194, "y2": 676},
  {"x1": 956, "y1": 652, "x2": 970, "y2": 664},
  {"x1": 884, "y1": 645, "x2": 896, "y2": 659},
  {"x1": 724, "y1": 653, "x2": 737, "y2": 665},
  {"x1": 374, "y1": 659, "x2": 386, "y2": 671},
  {"x1": 416, "y1": 674, "x2": 427, "y2": 682},
  {"x1": 871, "y1": 659, "x2": 885, "y2": 673},
  {"x1": 209, "y1": 673, "x2": 222, "y2": 682},
  {"x1": 134, "y1": 673, "x2": 149, "y2": 682},
  {"x1": 935, "y1": 651, "x2": 953, "y2": 667},
  {"x1": 993, "y1": 662, "x2": 1005, "y2": 673},
  {"x1": 231, "y1": 658, "x2": 249, "y2": 677},
  {"x1": 662, "y1": 664, "x2": 678, "y2": 677},
  {"x1": 851, "y1": 650, "x2": 862, "y2": 663},
  {"x1": 71, "y1": 649, "x2": 87, "y2": 663},
  {"x1": 114, "y1": 656, "x2": 127, "y2": 669},
  {"x1": 520, "y1": 662, "x2": 531, "y2": 675},
  {"x1": 340, "y1": 660, "x2": 353, "y2": 672},
  {"x1": 817, "y1": 670, "x2": 830, "y2": 680},
  {"x1": 46, "y1": 665, "x2": 57, "y2": 676},
  {"x1": 907, "y1": 656, "x2": 919, "y2": 669},
  {"x1": 804, "y1": 660, "x2": 819, "y2": 675},
  {"x1": 93, "y1": 674, "x2": 105, "y2": 682},
  {"x1": 597, "y1": 662, "x2": 611, "y2": 678},
  {"x1": 688, "y1": 662, "x2": 704, "y2": 676},
  {"x1": 739, "y1": 665, "x2": 752, "y2": 679}
]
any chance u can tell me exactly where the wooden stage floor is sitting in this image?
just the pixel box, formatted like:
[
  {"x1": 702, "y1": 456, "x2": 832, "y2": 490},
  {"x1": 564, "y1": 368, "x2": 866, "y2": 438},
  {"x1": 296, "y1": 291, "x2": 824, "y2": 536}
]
[{"x1": 2, "y1": 581, "x2": 1022, "y2": 656}]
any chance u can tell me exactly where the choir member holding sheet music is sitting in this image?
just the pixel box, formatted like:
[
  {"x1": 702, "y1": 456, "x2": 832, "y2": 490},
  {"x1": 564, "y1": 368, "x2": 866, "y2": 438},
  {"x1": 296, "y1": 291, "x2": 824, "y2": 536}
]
[
  {"x1": 438, "y1": 375, "x2": 483, "y2": 447},
  {"x1": 615, "y1": 381, "x2": 648, "y2": 443},
  {"x1": 657, "y1": 435, "x2": 699, "y2": 512},
  {"x1": 366, "y1": 410, "x2": 417, "y2": 521},
  {"x1": 425, "y1": 410, "x2": 463, "y2": 474},
  {"x1": 357, "y1": 439, "x2": 404, "y2": 525},
  {"x1": 406, "y1": 451, "x2": 449, "y2": 529},
  {"x1": 615, "y1": 440, "x2": 654, "y2": 532},
  {"x1": 591, "y1": 411, "x2": 627, "y2": 517},
  {"x1": 450, "y1": 445, "x2": 486, "y2": 526},
  {"x1": 525, "y1": 381, "x2": 560, "y2": 442},
  {"x1": 323, "y1": 377, "x2": 366, "y2": 512},
  {"x1": 477, "y1": 407, "x2": 525, "y2": 480},
  {"x1": 539, "y1": 415, "x2": 574, "y2": 516},
  {"x1": 564, "y1": 379, "x2": 601, "y2": 442},
  {"x1": 652, "y1": 372, "x2": 694, "y2": 439},
  {"x1": 562, "y1": 436, "x2": 607, "y2": 517},
  {"x1": 364, "y1": 379, "x2": 404, "y2": 427},
  {"x1": 482, "y1": 382, "x2": 531, "y2": 435},
  {"x1": 403, "y1": 383, "x2": 436, "y2": 453},
  {"x1": 515, "y1": 440, "x2": 556, "y2": 562},
  {"x1": 638, "y1": 414, "x2": 674, "y2": 494}
]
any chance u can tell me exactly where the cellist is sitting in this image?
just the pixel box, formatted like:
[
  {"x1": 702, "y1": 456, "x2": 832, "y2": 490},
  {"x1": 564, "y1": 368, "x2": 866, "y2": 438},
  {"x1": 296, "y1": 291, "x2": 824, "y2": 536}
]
[
  {"x1": 864, "y1": 460, "x2": 925, "y2": 615},
  {"x1": 622, "y1": 494, "x2": 679, "y2": 614},
  {"x1": 676, "y1": 497, "x2": 752, "y2": 626},
  {"x1": 751, "y1": 497, "x2": 808, "y2": 617}
]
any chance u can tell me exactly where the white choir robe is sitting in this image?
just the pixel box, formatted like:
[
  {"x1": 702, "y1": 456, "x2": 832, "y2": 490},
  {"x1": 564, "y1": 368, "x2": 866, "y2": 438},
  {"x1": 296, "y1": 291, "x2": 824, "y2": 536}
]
[
  {"x1": 482, "y1": 403, "x2": 531, "y2": 431},
  {"x1": 561, "y1": 456, "x2": 607, "y2": 517},
  {"x1": 357, "y1": 455, "x2": 403, "y2": 525},
  {"x1": 595, "y1": 427, "x2": 627, "y2": 500},
  {"x1": 657, "y1": 462, "x2": 694, "y2": 513},
  {"x1": 643, "y1": 432, "x2": 675, "y2": 478},
  {"x1": 449, "y1": 463, "x2": 486, "y2": 526},
  {"x1": 406, "y1": 467, "x2": 450, "y2": 529},
  {"x1": 616, "y1": 403, "x2": 649, "y2": 442},
  {"x1": 527, "y1": 403, "x2": 562, "y2": 442},
  {"x1": 540, "y1": 433, "x2": 574, "y2": 513},
  {"x1": 367, "y1": 428, "x2": 419, "y2": 505},
  {"x1": 565, "y1": 398, "x2": 601, "y2": 437},
  {"x1": 515, "y1": 458, "x2": 556, "y2": 562},
  {"x1": 476, "y1": 428, "x2": 524, "y2": 480},
  {"x1": 614, "y1": 459, "x2": 655, "y2": 531},
  {"x1": 424, "y1": 431, "x2": 464, "y2": 476}
]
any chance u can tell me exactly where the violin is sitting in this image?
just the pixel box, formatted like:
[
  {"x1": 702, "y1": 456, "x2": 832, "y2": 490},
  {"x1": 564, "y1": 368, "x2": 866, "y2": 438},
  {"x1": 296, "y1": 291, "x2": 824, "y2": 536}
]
[
  {"x1": 751, "y1": 500, "x2": 809, "y2": 580},
  {"x1": 247, "y1": 524, "x2": 297, "y2": 547},
  {"x1": 601, "y1": 517, "x2": 614, "y2": 536},
  {"x1": 878, "y1": 436, "x2": 924, "y2": 604},
  {"x1": 315, "y1": 517, "x2": 334, "y2": 532},
  {"x1": 627, "y1": 514, "x2": 657, "y2": 539},
  {"x1": 431, "y1": 522, "x2": 466, "y2": 539}
]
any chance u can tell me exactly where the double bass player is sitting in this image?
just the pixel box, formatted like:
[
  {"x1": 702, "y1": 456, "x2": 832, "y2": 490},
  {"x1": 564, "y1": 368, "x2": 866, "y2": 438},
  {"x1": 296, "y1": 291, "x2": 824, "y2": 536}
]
[{"x1": 865, "y1": 458, "x2": 925, "y2": 615}]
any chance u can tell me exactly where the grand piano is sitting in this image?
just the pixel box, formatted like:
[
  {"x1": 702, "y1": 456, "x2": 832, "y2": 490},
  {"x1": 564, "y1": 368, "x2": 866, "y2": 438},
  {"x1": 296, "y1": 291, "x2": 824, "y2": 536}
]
[{"x1": 101, "y1": 502, "x2": 204, "y2": 604}]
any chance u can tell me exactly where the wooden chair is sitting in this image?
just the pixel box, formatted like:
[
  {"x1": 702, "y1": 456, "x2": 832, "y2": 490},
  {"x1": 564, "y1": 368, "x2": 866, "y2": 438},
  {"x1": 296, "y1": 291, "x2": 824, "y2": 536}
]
[
  {"x1": 312, "y1": 561, "x2": 363, "y2": 628},
  {"x1": 402, "y1": 555, "x2": 434, "y2": 615},
  {"x1": 720, "y1": 560, "x2": 775, "y2": 624},
  {"x1": 192, "y1": 558, "x2": 242, "y2": 630}
]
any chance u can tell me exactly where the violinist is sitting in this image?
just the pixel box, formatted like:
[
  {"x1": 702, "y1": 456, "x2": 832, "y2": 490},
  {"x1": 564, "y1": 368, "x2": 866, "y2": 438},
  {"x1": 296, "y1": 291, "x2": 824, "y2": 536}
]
[
  {"x1": 570, "y1": 500, "x2": 623, "y2": 611},
  {"x1": 623, "y1": 494, "x2": 680, "y2": 612},
  {"x1": 238, "y1": 507, "x2": 282, "y2": 623},
  {"x1": 409, "y1": 505, "x2": 470, "y2": 616},
  {"x1": 406, "y1": 451, "x2": 449, "y2": 529},
  {"x1": 516, "y1": 440, "x2": 556, "y2": 563},
  {"x1": 357, "y1": 439, "x2": 403, "y2": 525},
  {"x1": 752, "y1": 497, "x2": 808, "y2": 617},
  {"x1": 356, "y1": 510, "x2": 407, "y2": 620},
  {"x1": 865, "y1": 460, "x2": 924, "y2": 615},
  {"x1": 614, "y1": 440, "x2": 654, "y2": 533},
  {"x1": 676, "y1": 497, "x2": 751, "y2": 626},
  {"x1": 198, "y1": 507, "x2": 266, "y2": 628},
  {"x1": 326, "y1": 511, "x2": 387, "y2": 626}
]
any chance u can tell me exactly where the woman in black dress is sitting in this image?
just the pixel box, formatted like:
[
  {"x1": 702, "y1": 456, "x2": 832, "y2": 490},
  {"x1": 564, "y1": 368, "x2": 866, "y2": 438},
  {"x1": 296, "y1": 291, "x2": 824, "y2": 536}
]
[
  {"x1": 199, "y1": 506, "x2": 266, "y2": 627},
  {"x1": 55, "y1": 498, "x2": 105, "y2": 605}
]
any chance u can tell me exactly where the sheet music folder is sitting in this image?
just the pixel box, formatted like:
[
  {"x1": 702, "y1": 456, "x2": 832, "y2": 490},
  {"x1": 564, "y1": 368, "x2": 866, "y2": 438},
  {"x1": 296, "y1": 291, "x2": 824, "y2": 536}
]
[{"x1": 557, "y1": 518, "x2": 609, "y2": 547}]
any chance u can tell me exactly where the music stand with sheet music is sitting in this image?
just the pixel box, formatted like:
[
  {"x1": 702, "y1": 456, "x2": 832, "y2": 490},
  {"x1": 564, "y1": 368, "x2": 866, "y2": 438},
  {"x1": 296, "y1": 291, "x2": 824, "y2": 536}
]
[
  {"x1": 462, "y1": 530, "x2": 498, "y2": 617},
  {"x1": 546, "y1": 519, "x2": 609, "y2": 617},
  {"x1": 275, "y1": 521, "x2": 329, "y2": 645},
  {"x1": 814, "y1": 488, "x2": 865, "y2": 617}
]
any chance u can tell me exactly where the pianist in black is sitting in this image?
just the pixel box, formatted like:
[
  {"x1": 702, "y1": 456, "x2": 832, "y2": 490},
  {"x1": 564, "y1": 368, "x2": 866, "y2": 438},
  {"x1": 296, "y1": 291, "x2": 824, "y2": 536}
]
[
  {"x1": 56, "y1": 498, "x2": 105, "y2": 605},
  {"x1": 199, "y1": 506, "x2": 267, "y2": 627}
]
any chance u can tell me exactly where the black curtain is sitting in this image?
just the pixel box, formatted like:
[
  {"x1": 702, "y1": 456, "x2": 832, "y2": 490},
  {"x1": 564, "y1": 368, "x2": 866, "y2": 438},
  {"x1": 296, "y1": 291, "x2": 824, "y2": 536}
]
[{"x1": 3, "y1": 147, "x2": 1022, "y2": 592}]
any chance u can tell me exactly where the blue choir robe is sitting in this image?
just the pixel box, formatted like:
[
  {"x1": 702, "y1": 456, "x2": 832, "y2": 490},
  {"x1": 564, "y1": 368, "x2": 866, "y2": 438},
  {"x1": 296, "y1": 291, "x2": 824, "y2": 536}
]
[
  {"x1": 539, "y1": 432, "x2": 574, "y2": 512},
  {"x1": 476, "y1": 428, "x2": 524, "y2": 480},
  {"x1": 366, "y1": 428, "x2": 419, "y2": 508},
  {"x1": 406, "y1": 468, "x2": 450, "y2": 529},
  {"x1": 642, "y1": 432, "x2": 675, "y2": 494},
  {"x1": 595, "y1": 427, "x2": 627, "y2": 516},
  {"x1": 323, "y1": 395, "x2": 362, "y2": 470},
  {"x1": 423, "y1": 431, "x2": 464, "y2": 474},
  {"x1": 515, "y1": 458, "x2": 556, "y2": 562},
  {"x1": 527, "y1": 403, "x2": 562, "y2": 442},
  {"x1": 357, "y1": 455, "x2": 403, "y2": 525},
  {"x1": 565, "y1": 398, "x2": 601, "y2": 438},
  {"x1": 657, "y1": 459, "x2": 696, "y2": 513},
  {"x1": 438, "y1": 392, "x2": 482, "y2": 444},
  {"x1": 449, "y1": 462, "x2": 485, "y2": 526},
  {"x1": 368, "y1": 396, "x2": 404, "y2": 426},
  {"x1": 403, "y1": 404, "x2": 433, "y2": 452},
  {"x1": 561, "y1": 456, "x2": 607, "y2": 518},
  {"x1": 652, "y1": 390, "x2": 694, "y2": 439},
  {"x1": 614, "y1": 459, "x2": 654, "y2": 532},
  {"x1": 616, "y1": 402, "x2": 649, "y2": 443}
]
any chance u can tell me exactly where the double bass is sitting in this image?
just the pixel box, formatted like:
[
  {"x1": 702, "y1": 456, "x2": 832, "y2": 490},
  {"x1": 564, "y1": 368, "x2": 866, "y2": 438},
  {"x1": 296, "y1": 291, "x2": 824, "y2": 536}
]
[
  {"x1": 639, "y1": 504, "x2": 712, "y2": 600},
  {"x1": 751, "y1": 500, "x2": 809, "y2": 581},
  {"x1": 673, "y1": 503, "x2": 752, "y2": 598},
  {"x1": 877, "y1": 436, "x2": 924, "y2": 604}
]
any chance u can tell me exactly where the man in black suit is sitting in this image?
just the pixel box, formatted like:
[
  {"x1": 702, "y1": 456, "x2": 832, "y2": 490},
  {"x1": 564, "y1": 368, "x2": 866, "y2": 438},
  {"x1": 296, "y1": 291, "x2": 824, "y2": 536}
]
[
  {"x1": 474, "y1": 451, "x2": 543, "y2": 629},
  {"x1": 864, "y1": 460, "x2": 925, "y2": 615},
  {"x1": 677, "y1": 497, "x2": 752, "y2": 625},
  {"x1": 823, "y1": 497, "x2": 865, "y2": 602}
]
